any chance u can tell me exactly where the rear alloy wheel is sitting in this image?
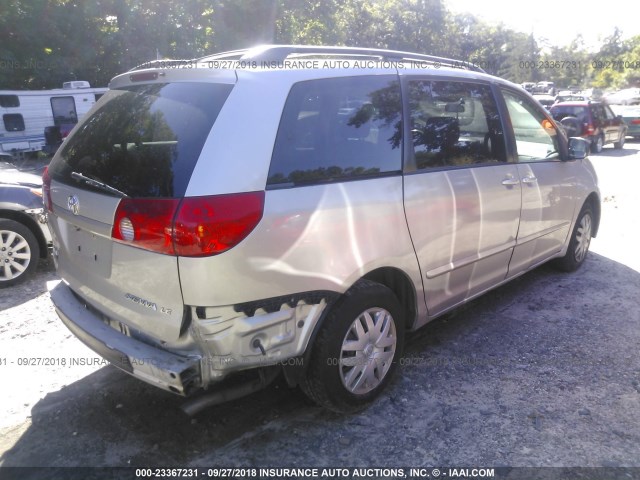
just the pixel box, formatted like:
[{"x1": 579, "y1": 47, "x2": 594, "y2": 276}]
[
  {"x1": 614, "y1": 133, "x2": 626, "y2": 149},
  {"x1": 0, "y1": 219, "x2": 40, "y2": 288},
  {"x1": 554, "y1": 205, "x2": 593, "y2": 272},
  {"x1": 301, "y1": 280, "x2": 404, "y2": 413},
  {"x1": 592, "y1": 135, "x2": 604, "y2": 153}
]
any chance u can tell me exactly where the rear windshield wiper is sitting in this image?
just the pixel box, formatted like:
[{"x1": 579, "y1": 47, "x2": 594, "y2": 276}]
[{"x1": 71, "y1": 172, "x2": 129, "y2": 198}]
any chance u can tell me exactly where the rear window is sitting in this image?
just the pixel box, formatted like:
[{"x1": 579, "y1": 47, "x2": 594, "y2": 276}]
[
  {"x1": 550, "y1": 105, "x2": 588, "y2": 123},
  {"x1": 48, "y1": 82, "x2": 233, "y2": 198}
]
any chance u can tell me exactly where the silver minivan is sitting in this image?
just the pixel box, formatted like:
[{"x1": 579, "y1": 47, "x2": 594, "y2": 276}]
[{"x1": 44, "y1": 46, "x2": 600, "y2": 413}]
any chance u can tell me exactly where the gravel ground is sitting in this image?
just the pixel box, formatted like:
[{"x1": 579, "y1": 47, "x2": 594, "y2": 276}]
[{"x1": 0, "y1": 145, "x2": 639, "y2": 476}]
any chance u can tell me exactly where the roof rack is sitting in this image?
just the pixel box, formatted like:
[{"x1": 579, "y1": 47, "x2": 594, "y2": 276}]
[{"x1": 198, "y1": 44, "x2": 486, "y2": 73}]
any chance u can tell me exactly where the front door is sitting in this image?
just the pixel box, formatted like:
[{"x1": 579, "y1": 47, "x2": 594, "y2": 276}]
[{"x1": 500, "y1": 88, "x2": 577, "y2": 276}]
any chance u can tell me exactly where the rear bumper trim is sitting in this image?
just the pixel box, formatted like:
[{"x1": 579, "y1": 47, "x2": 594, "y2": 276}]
[{"x1": 50, "y1": 281, "x2": 201, "y2": 395}]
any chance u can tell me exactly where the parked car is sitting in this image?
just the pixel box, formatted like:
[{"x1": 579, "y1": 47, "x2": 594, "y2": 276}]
[
  {"x1": 610, "y1": 105, "x2": 640, "y2": 139},
  {"x1": 534, "y1": 81, "x2": 555, "y2": 95},
  {"x1": 532, "y1": 93, "x2": 555, "y2": 110},
  {"x1": 521, "y1": 82, "x2": 535, "y2": 92},
  {"x1": 554, "y1": 92, "x2": 589, "y2": 103},
  {"x1": 0, "y1": 159, "x2": 52, "y2": 287},
  {"x1": 44, "y1": 45, "x2": 600, "y2": 413},
  {"x1": 550, "y1": 101, "x2": 627, "y2": 153},
  {"x1": 603, "y1": 88, "x2": 640, "y2": 106},
  {"x1": 580, "y1": 88, "x2": 603, "y2": 100}
]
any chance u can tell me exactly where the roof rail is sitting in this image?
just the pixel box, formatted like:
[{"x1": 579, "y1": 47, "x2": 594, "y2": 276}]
[{"x1": 198, "y1": 44, "x2": 486, "y2": 73}]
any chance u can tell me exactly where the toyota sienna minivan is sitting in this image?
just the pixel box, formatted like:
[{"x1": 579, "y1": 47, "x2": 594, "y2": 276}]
[{"x1": 44, "y1": 45, "x2": 600, "y2": 413}]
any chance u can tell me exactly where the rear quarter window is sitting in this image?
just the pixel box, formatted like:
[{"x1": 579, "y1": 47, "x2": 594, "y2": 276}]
[
  {"x1": 268, "y1": 75, "x2": 402, "y2": 187},
  {"x1": 48, "y1": 82, "x2": 233, "y2": 198}
]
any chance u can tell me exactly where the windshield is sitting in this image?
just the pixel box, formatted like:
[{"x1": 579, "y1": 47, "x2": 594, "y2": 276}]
[{"x1": 48, "y1": 82, "x2": 233, "y2": 198}]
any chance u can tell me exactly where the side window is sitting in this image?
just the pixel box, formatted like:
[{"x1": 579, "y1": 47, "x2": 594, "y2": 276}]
[
  {"x1": 604, "y1": 105, "x2": 616, "y2": 120},
  {"x1": 3, "y1": 114, "x2": 25, "y2": 132},
  {"x1": 0, "y1": 95, "x2": 20, "y2": 108},
  {"x1": 502, "y1": 90, "x2": 560, "y2": 162},
  {"x1": 268, "y1": 76, "x2": 402, "y2": 187},
  {"x1": 408, "y1": 80, "x2": 506, "y2": 169}
]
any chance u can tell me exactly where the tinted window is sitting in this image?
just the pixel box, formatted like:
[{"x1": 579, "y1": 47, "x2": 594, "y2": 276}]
[
  {"x1": 408, "y1": 80, "x2": 506, "y2": 169},
  {"x1": 48, "y1": 82, "x2": 233, "y2": 198},
  {"x1": 503, "y1": 90, "x2": 560, "y2": 162},
  {"x1": 591, "y1": 104, "x2": 606, "y2": 124},
  {"x1": 0, "y1": 95, "x2": 19, "y2": 108},
  {"x1": 268, "y1": 76, "x2": 402, "y2": 187},
  {"x1": 3, "y1": 114, "x2": 25, "y2": 132},
  {"x1": 50, "y1": 96, "x2": 78, "y2": 126},
  {"x1": 550, "y1": 105, "x2": 589, "y2": 123}
]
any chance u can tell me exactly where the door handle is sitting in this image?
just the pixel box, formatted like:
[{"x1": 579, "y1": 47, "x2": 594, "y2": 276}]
[
  {"x1": 522, "y1": 175, "x2": 537, "y2": 184},
  {"x1": 501, "y1": 176, "x2": 520, "y2": 186}
]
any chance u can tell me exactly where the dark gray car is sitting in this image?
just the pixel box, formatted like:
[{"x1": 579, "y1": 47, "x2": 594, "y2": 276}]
[{"x1": 0, "y1": 157, "x2": 52, "y2": 287}]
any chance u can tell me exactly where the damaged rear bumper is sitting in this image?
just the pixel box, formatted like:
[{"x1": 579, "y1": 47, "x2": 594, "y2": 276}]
[{"x1": 50, "y1": 281, "x2": 201, "y2": 395}]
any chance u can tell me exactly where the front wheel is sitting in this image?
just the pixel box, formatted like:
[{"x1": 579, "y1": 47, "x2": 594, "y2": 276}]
[
  {"x1": 0, "y1": 219, "x2": 40, "y2": 287},
  {"x1": 301, "y1": 280, "x2": 405, "y2": 413},
  {"x1": 554, "y1": 205, "x2": 593, "y2": 272}
]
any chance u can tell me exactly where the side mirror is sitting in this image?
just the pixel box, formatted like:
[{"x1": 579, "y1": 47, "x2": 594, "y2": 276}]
[{"x1": 568, "y1": 137, "x2": 590, "y2": 160}]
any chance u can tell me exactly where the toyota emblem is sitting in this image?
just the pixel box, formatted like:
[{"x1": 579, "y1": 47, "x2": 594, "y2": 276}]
[{"x1": 67, "y1": 195, "x2": 80, "y2": 215}]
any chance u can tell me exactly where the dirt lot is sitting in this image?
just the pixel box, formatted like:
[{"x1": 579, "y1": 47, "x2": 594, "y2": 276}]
[{"x1": 0, "y1": 146, "x2": 639, "y2": 477}]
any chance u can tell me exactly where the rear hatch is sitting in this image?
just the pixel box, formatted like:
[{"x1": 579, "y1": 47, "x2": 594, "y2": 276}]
[
  {"x1": 550, "y1": 104, "x2": 589, "y2": 136},
  {"x1": 45, "y1": 77, "x2": 234, "y2": 345}
]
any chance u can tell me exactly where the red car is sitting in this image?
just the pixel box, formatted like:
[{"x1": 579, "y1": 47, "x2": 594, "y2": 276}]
[{"x1": 550, "y1": 101, "x2": 627, "y2": 153}]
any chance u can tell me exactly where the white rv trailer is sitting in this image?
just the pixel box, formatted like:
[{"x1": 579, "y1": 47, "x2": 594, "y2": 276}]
[{"x1": 0, "y1": 81, "x2": 107, "y2": 157}]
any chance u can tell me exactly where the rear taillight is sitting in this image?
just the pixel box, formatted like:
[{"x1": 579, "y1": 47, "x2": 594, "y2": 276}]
[
  {"x1": 584, "y1": 123, "x2": 595, "y2": 135},
  {"x1": 631, "y1": 119, "x2": 640, "y2": 125},
  {"x1": 42, "y1": 167, "x2": 53, "y2": 211},
  {"x1": 174, "y1": 192, "x2": 265, "y2": 257},
  {"x1": 112, "y1": 198, "x2": 180, "y2": 255},
  {"x1": 111, "y1": 192, "x2": 264, "y2": 257}
]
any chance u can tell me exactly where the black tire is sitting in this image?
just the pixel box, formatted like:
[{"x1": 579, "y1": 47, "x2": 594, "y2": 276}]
[
  {"x1": 0, "y1": 219, "x2": 40, "y2": 288},
  {"x1": 301, "y1": 279, "x2": 405, "y2": 413},
  {"x1": 554, "y1": 204, "x2": 593, "y2": 272},
  {"x1": 592, "y1": 135, "x2": 604, "y2": 154},
  {"x1": 614, "y1": 133, "x2": 625, "y2": 149}
]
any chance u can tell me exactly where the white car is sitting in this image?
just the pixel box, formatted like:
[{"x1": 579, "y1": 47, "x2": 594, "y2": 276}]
[{"x1": 604, "y1": 88, "x2": 640, "y2": 105}]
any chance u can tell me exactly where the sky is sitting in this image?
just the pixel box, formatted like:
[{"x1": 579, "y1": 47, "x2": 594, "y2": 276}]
[{"x1": 445, "y1": 0, "x2": 639, "y2": 50}]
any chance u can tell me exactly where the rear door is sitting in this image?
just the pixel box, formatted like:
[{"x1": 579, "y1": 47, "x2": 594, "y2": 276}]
[
  {"x1": 402, "y1": 78, "x2": 521, "y2": 316},
  {"x1": 499, "y1": 88, "x2": 577, "y2": 276},
  {"x1": 603, "y1": 103, "x2": 624, "y2": 143},
  {"x1": 50, "y1": 96, "x2": 78, "y2": 135},
  {"x1": 46, "y1": 80, "x2": 234, "y2": 344}
]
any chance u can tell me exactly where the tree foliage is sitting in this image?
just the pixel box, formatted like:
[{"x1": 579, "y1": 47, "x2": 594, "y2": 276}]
[{"x1": 0, "y1": 0, "x2": 637, "y2": 90}]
